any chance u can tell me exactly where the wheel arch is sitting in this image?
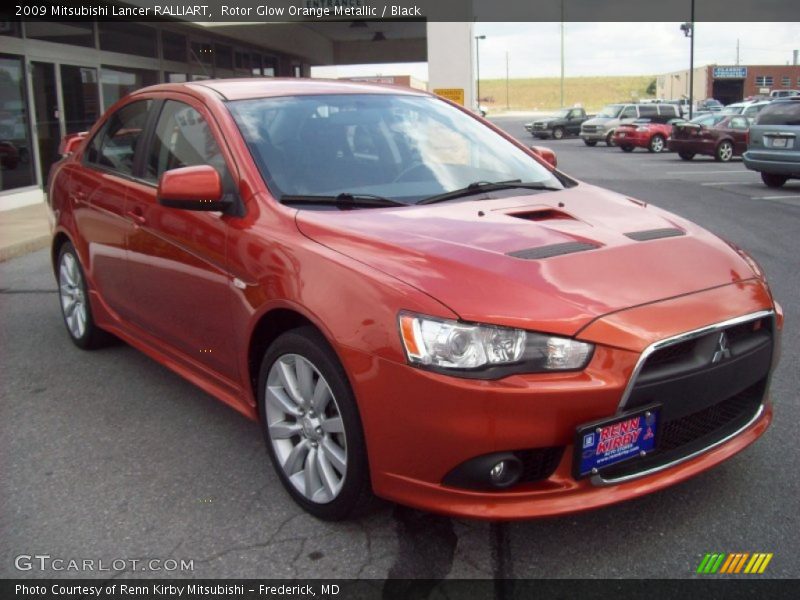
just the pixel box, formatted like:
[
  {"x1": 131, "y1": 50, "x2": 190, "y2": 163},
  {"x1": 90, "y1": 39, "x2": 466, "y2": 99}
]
[{"x1": 51, "y1": 230, "x2": 73, "y2": 277}]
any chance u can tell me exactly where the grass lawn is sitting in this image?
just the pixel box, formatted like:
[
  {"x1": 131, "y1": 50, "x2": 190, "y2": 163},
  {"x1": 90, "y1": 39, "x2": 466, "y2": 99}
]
[{"x1": 479, "y1": 76, "x2": 657, "y2": 112}]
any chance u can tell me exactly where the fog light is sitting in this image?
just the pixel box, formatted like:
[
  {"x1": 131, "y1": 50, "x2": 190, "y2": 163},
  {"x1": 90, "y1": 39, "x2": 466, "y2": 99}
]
[{"x1": 489, "y1": 459, "x2": 522, "y2": 488}]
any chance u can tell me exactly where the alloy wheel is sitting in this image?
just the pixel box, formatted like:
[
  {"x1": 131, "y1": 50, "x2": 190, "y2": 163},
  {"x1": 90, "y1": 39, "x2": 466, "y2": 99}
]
[
  {"x1": 59, "y1": 252, "x2": 87, "y2": 340},
  {"x1": 717, "y1": 141, "x2": 733, "y2": 162},
  {"x1": 265, "y1": 353, "x2": 348, "y2": 504}
]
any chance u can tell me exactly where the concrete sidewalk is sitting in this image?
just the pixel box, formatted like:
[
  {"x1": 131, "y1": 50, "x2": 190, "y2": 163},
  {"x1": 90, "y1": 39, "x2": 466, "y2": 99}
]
[{"x1": 0, "y1": 202, "x2": 51, "y2": 262}]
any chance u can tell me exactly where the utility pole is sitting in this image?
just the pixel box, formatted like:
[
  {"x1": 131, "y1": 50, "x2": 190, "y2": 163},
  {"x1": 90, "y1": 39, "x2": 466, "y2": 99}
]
[
  {"x1": 680, "y1": 1, "x2": 695, "y2": 119},
  {"x1": 736, "y1": 39, "x2": 740, "y2": 65},
  {"x1": 505, "y1": 51, "x2": 510, "y2": 110},
  {"x1": 794, "y1": 49, "x2": 799, "y2": 66},
  {"x1": 475, "y1": 35, "x2": 486, "y2": 112},
  {"x1": 560, "y1": 1, "x2": 565, "y2": 107}
]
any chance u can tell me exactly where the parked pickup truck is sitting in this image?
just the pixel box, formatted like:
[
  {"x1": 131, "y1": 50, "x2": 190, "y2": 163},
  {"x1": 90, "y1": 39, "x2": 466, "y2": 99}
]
[{"x1": 525, "y1": 107, "x2": 592, "y2": 140}]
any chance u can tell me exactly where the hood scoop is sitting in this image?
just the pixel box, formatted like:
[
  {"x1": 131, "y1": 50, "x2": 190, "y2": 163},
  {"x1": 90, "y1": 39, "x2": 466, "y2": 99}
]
[
  {"x1": 625, "y1": 228, "x2": 685, "y2": 241},
  {"x1": 508, "y1": 208, "x2": 576, "y2": 222},
  {"x1": 508, "y1": 241, "x2": 599, "y2": 260}
]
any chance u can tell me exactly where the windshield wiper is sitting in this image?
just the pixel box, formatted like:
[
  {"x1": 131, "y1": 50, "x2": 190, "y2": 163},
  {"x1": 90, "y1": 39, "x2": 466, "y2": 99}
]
[
  {"x1": 280, "y1": 193, "x2": 407, "y2": 208},
  {"x1": 418, "y1": 180, "x2": 562, "y2": 205}
]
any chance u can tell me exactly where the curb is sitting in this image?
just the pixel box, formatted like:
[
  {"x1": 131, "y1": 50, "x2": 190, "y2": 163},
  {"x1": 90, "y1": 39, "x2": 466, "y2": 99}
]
[{"x1": 0, "y1": 235, "x2": 51, "y2": 263}]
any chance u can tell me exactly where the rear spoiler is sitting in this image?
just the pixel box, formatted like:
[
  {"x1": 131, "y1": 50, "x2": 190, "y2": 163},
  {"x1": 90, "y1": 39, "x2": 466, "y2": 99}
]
[{"x1": 58, "y1": 131, "x2": 88, "y2": 157}]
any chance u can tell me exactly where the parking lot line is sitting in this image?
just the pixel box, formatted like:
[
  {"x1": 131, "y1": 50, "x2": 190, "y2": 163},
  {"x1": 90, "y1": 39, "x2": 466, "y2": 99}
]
[
  {"x1": 665, "y1": 170, "x2": 753, "y2": 175},
  {"x1": 751, "y1": 194, "x2": 800, "y2": 200},
  {"x1": 700, "y1": 182, "x2": 754, "y2": 186}
]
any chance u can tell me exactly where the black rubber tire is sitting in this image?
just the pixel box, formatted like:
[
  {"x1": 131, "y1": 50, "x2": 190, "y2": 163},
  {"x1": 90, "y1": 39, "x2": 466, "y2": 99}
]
[
  {"x1": 606, "y1": 132, "x2": 615, "y2": 146},
  {"x1": 257, "y1": 326, "x2": 373, "y2": 521},
  {"x1": 56, "y1": 242, "x2": 111, "y2": 350},
  {"x1": 621, "y1": 145, "x2": 635, "y2": 153},
  {"x1": 552, "y1": 127, "x2": 565, "y2": 140},
  {"x1": 715, "y1": 140, "x2": 733, "y2": 162},
  {"x1": 649, "y1": 134, "x2": 666, "y2": 153},
  {"x1": 678, "y1": 151, "x2": 695, "y2": 161},
  {"x1": 583, "y1": 139, "x2": 597, "y2": 147},
  {"x1": 761, "y1": 172, "x2": 788, "y2": 188}
]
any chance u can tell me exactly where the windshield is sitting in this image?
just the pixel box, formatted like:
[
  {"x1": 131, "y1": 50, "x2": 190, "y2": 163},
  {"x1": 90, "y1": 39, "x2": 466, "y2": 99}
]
[
  {"x1": 550, "y1": 109, "x2": 571, "y2": 118},
  {"x1": 720, "y1": 105, "x2": 744, "y2": 115},
  {"x1": 690, "y1": 113, "x2": 726, "y2": 126},
  {"x1": 597, "y1": 104, "x2": 623, "y2": 118},
  {"x1": 228, "y1": 94, "x2": 563, "y2": 205}
]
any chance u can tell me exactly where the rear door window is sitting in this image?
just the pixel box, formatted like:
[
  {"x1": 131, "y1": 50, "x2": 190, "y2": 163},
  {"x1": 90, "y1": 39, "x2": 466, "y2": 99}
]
[
  {"x1": 729, "y1": 117, "x2": 749, "y2": 130},
  {"x1": 620, "y1": 106, "x2": 638, "y2": 119},
  {"x1": 639, "y1": 105, "x2": 658, "y2": 118},
  {"x1": 85, "y1": 100, "x2": 152, "y2": 176},
  {"x1": 756, "y1": 101, "x2": 800, "y2": 126}
]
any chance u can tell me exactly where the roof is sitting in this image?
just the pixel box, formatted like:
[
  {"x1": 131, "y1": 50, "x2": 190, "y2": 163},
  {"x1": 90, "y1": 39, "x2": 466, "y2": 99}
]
[{"x1": 135, "y1": 78, "x2": 431, "y2": 102}]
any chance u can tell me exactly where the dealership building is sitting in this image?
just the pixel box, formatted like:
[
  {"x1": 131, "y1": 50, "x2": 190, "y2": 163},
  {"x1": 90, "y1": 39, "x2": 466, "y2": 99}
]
[
  {"x1": 657, "y1": 64, "x2": 800, "y2": 105},
  {"x1": 0, "y1": 18, "x2": 474, "y2": 211}
]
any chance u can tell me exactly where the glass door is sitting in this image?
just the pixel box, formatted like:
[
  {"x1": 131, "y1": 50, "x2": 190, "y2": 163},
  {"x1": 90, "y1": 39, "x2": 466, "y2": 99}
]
[
  {"x1": 31, "y1": 62, "x2": 60, "y2": 183},
  {"x1": 60, "y1": 65, "x2": 99, "y2": 134}
]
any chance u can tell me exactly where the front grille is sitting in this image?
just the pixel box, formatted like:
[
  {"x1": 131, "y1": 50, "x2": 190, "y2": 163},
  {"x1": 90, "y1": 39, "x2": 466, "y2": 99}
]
[
  {"x1": 515, "y1": 447, "x2": 565, "y2": 483},
  {"x1": 600, "y1": 381, "x2": 764, "y2": 480},
  {"x1": 596, "y1": 314, "x2": 773, "y2": 481},
  {"x1": 583, "y1": 125, "x2": 597, "y2": 133}
]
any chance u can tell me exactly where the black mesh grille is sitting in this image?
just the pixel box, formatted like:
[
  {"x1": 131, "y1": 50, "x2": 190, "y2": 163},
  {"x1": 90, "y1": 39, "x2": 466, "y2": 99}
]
[
  {"x1": 644, "y1": 338, "x2": 698, "y2": 370},
  {"x1": 515, "y1": 447, "x2": 565, "y2": 483},
  {"x1": 508, "y1": 242, "x2": 598, "y2": 260},
  {"x1": 624, "y1": 228, "x2": 685, "y2": 241}
]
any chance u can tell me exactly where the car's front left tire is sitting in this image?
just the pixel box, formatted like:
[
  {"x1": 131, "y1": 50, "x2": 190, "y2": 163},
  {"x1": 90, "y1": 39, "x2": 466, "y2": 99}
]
[
  {"x1": 257, "y1": 326, "x2": 372, "y2": 520},
  {"x1": 57, "y1": 242, "x2": 110, "y2": 349},
  {"x1": 649, "y1": 134, "x2": 666, "y2": 153}
]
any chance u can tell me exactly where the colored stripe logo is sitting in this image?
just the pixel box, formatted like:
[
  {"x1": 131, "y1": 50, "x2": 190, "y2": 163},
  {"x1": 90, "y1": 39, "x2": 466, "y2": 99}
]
[{"x1": 697, "y1": 553, "x2": 773, "y2": 574}]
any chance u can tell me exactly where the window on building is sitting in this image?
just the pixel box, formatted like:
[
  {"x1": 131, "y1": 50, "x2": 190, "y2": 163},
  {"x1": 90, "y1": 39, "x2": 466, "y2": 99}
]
[
  {"x1": 25, "y1": 21, "x2": 95, "y2": 47},
  {"x1": 235, "y1": 51, "x2": 252, "y2": 70},
  {"x1": 144, "y1": 100, "x2": 228, "y2": 182},
  {"x1": 0, "y1": 19, "x2": 23, "y2": 38},
  {"x1": 101, "y1": 66, "x2": 159, "y2": 110},
  {"x1": 263, "y1": 57, "x2": 277, "y2": 77},
  {"x1": 190, "y1": 42, "x2": 213, "y2": 65},
  {"x1": 782, "y1": 76, "x2": 791, "y2": 87},
  {"x1": 85, "y1": 100, "x2": 152, "y2": 176},
  {"x1": 293, "y1": 65, "x2": 302, "y2": 78},
  {"x1": 99, "y1": 23, "x2": 158, "y2": 58},
  {"x1": 214, "y1": 45, "x2": 233, "y2": 70},
  {"x1": 166, "y1": 73, "x2": 188, "y2": 83},
  {"x1": 0, "y1": 54, "x2": 36, "y2": 191},
  {"x1": 60, "y1": 65, "x2": 99, "y2": 133},
  {"x1": 755, "y1": 75, "x2": 774, "y2": 87},
  {"x1": 162, "y1": 31, "x2": 187, "y2": 63}
]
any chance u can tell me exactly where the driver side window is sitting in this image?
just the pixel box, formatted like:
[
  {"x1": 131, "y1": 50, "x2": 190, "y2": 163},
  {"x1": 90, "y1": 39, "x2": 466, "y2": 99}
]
[
  {"x1": 620, "y1": 106, "x2": 638, "y2": 119},
  {"x1": 85, "y1": 100, "x2": 152, "y2": 176}
]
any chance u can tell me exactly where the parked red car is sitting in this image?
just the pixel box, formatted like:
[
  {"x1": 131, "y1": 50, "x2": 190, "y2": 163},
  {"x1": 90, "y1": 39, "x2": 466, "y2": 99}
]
[
  {"x1": 613, "y1": 118, "x2": 678, "y2": 153},
  {"x1": 48, "y1": 80, "x2": 782, "y2": 520},
  {"x1": 668, "y1": 114, "x2": 752, "y2": 161}
]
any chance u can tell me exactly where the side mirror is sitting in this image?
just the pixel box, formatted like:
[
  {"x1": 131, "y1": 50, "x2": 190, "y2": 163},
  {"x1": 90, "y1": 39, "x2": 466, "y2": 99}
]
[
  {"x1": 529, "y1": 146, "x2": 558, "y2": 168},
  {"x1": 59, "y1": 131, "x2": 88, "y2": 157},
  {"x1": 157, "y1": 165, "x2": 228, "y2": 211}
]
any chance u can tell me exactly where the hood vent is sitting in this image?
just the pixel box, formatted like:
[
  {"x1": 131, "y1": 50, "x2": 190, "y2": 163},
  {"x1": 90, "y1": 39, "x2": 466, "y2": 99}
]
[
  {"x1": 508, "y1": 241, "x2": 599, "y2": 260},
  {"x1": 625, "y1": 228, "x2": 685, "y2": 241},
  {"x1": 509, "y1": 209, "x2": 575, "y2": 222}
]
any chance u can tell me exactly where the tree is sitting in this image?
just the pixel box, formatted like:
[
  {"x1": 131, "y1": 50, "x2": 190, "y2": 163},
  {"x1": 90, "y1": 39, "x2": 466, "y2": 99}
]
[{"x1": 646, "y1": 78, "x2": 657, "y2": 96}]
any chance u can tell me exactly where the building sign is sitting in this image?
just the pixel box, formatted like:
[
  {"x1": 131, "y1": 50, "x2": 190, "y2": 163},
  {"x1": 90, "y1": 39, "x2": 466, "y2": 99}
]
[
  {"x1": 713, "y1": 66, "x2": 747, "y2": 79},
  {"x1": 433, "y1": 88, "x2": 465, "y2": 106}
]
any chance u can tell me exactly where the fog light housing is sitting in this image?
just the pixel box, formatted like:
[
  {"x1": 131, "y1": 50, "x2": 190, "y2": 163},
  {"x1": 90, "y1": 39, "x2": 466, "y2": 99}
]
[
  {"x1": 489, "y1": 460, "x2": 522, "y2": 488},
  {"x1": 443, "y1": 452, "x2": 524, "y2": 490}
]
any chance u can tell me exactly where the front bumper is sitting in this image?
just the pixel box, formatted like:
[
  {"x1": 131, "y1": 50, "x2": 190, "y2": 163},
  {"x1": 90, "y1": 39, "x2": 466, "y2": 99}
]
[
  {"x1": 345, "y1": 281, "x2": 779, "y2": 520},
  {"x1": 580, "y1": 130, "x2": 608, "y2": 142}
]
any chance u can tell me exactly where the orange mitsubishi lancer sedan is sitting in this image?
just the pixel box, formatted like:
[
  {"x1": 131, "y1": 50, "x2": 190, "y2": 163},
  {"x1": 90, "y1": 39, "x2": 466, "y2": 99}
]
[{"x1": 47, "y1": 79, "x2": 783, "y2": 520}]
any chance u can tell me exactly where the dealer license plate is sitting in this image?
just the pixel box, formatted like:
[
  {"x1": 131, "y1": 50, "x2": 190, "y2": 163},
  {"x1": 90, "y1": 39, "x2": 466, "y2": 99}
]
[
  {"x1": 771, "y1": 137, "x2": 788, "y2": 148},
  {"x1": 574, "y1": 405, "x2": 660, "y2": 478}
]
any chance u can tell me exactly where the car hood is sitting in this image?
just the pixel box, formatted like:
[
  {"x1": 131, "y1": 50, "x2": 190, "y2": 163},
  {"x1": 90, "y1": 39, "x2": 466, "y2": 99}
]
[
  {"x1": 295, "y1": 184, "x2": 758, "y2": 337},
  {"x1": 583, "y1": 116, "x2": 615, "y2": 126}
]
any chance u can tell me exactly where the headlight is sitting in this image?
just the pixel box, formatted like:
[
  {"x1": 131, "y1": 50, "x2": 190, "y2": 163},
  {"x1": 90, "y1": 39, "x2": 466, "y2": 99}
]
[
  {"x1": 398, "y1": 312, "x2": 594, "y2": 376},
  {"x1": 636, "y1": 126, "x2": 649, "y2": 132}
]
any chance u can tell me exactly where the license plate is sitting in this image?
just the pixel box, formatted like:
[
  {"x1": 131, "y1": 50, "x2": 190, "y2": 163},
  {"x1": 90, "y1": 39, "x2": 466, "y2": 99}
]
[
  {"x1": 574, "y1": 405, "x2": 660, "y2": 478},
  {"x1": 771, "y1": 137, "x2": 788, "y2": 148}
]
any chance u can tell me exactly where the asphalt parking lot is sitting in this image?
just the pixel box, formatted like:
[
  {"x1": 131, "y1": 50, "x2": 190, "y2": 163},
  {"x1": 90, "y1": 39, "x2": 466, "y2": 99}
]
[{"x1": 1, "y1": 115, "x2": 798, "y2": 580}]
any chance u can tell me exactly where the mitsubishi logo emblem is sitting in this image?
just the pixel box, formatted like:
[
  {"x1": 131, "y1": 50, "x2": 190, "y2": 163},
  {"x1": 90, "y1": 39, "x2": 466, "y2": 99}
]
[{"x1": 712, "y1": 331, "x2": 732, "y2": 364}]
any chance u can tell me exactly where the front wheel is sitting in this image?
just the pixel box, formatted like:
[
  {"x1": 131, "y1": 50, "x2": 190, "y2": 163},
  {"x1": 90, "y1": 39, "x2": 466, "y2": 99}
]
[
  {"x1": 258, "y1": 327, "x2": 372, "y2": 520},
  {"x1": 678, "y1": 151, "x2": 695, "y2": 161},
  {"x1": 606, "y1": 132, "x2": 615, "y2": 146},
  {"x1": 57, "y1": 242, "x2": 110, "y2": 349},
  {"x1": 715, "y1": 140, "x2": 734, "y2": 162},
  {"x1": 649, "y1": 135, "x2": 666, "y2": 153},
  {"x1": 583, "y1": 139, "x2": 597, "y2": 147},
  {"x1": 552, "y1": 127, "x2": 565, "y2": 140},
  {"x1": 621, "y1": 145, "x2": 634, "y2": 153},
  {"x1": 761, "y1": 172, "x2": 788, "y2": 188}
]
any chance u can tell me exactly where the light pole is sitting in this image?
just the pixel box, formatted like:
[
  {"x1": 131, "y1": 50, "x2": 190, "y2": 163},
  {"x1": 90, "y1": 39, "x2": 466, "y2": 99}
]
[
  {"x1": 475, "y1": 35, "x2": 486, "y2": 112},
  {"x1": 680, "y1": 0, "x2": 695, "y2": 119}
]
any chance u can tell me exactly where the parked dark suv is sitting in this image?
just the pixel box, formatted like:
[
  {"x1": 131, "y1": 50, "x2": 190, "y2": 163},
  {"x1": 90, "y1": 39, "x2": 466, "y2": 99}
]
[{"x1": 743, "y1": 97, "x2": 800, "y2": 188}]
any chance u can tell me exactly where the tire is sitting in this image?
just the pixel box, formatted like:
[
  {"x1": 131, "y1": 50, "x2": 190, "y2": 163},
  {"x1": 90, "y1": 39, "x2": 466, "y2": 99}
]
[
  {"x1": 257, "y1": 326, "x2": 372, "y2": 520},
  {"x1": 621, "y1": 145, "x2": 634, "y2": 153},
  {"x1": 761, "y1": 172, "x2": 788, "y2": 188},
  {"x1": 715, "y1": 140, "x2": 734, "y2": 162},
  {"x1": 552, "y1": 127, "x2": 565, "y2": 140},
  {"x1": 649, "y1": 134, "x2": 666, "y2": 153},
  {"x1": 57, "y1": 242, "x2": 110, "y2": 349},
  {"x1": 606, "y1": 132, "x2": 615, "y2": 146},
  {"x1": 678, "y1": 151, "x2": 695, "y2": 161},
  {"x1": 583, "y1": 139, "x2": 597, "y2": 147}
]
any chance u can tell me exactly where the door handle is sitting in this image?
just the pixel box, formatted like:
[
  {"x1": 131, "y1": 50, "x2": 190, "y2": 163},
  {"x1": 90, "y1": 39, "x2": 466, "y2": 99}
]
[{"x1": 127, "y1": 208, "x2": 146, "y2": 225}]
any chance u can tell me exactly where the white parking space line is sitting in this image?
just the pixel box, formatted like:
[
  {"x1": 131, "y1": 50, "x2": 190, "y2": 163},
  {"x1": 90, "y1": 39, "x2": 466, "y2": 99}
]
[
  {"x1": 700, "y1": 181, "x2": 755, "y2": 186},
  {"x1": 751, "y1": 194, "x2": 800, "y2": 200},
  {"x1": 665, "y1": 170, "x2": 753, "y2": 175}
]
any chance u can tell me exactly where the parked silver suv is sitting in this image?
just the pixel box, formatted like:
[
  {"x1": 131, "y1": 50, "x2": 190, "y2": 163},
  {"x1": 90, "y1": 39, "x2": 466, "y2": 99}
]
[
  {"x1": 580, "y1": 103, "x2": 680, "y2": 146},
  {"x1": 743, "y1": 97, "x2": 800, "y2": 188}
]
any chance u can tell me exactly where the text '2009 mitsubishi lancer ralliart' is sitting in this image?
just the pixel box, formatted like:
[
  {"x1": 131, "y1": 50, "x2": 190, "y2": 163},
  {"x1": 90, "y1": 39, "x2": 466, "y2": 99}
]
[{"x1": 48, "y1": 79, "x2": 783, "y2": 520}]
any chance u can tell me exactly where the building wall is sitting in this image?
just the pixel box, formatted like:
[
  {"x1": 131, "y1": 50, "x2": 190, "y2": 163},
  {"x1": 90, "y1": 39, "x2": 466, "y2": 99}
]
[
  {"x1": 658, "y1": 64, "x2": 800, "y2": 102},
  {"x1": 426, "y1": 22, "x2": 475, "y2": 109}
]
